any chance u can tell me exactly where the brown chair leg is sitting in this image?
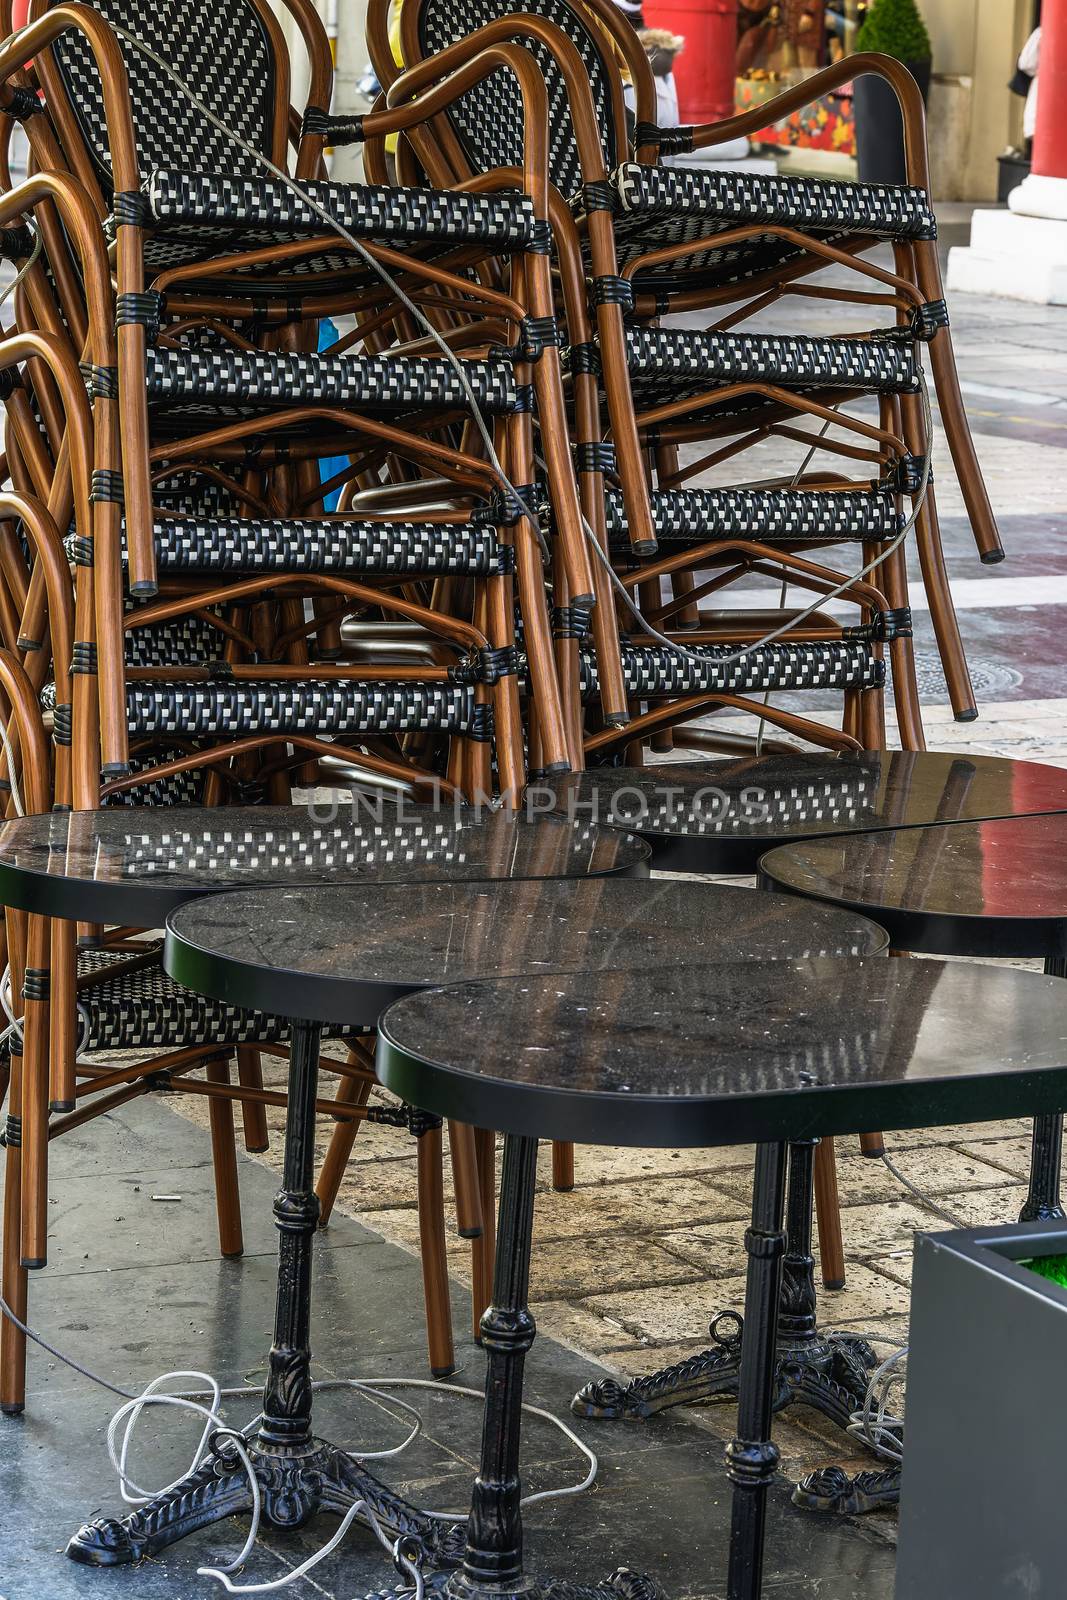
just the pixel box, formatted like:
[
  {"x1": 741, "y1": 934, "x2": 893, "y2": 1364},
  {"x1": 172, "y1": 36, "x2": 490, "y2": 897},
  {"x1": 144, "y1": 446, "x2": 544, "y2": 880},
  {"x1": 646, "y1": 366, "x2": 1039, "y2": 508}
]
[
  {"x1": 315, "y1": 1070, "x2": 373, "y2": 1228},
  {"x1": 449, "y1": 1119, "x2": 483, "y2": 1240},
  {"x1": 235, "y1": 1047, "x2": 269, "y2": 1153},
  {"x1": 813, "y1": 1136, "x2": 846, "y2": 1291},
  {"x1": 416, "y1": 1124, "x2": 455, "y2": 1377},
  {"x1": 471, "y1": 1126, "x2": 496, "y2": 1340},
  {"x1": 552, "y1": 1141, "x2": 574, "y2": 1191},
  {"x1": 1, "y1": 1052, "x2": 26, "y2": 1414},
  {"x1": 205, "y1": 1055, "x2": 243, "y2": 1259},
  {"x1": 860, "y1": 1131, "x2": 886, "y2": 1158},
  {"x1": 910, "y1": 238, "x2": 1004, "y2": 565}
]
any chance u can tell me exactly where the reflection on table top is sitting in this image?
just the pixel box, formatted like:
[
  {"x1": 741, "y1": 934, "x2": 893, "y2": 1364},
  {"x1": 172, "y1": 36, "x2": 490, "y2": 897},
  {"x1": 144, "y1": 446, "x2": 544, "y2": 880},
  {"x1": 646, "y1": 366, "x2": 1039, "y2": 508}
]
[
  {"x1": 0, "y1": 802, "x2": 649, "y2": 921},
  {"x1": 543, "y1": 751, "x2": 1067, "y2": 872},
  {"x1": 759, "y1": 813, "x2": 1067, "y2": 959}
]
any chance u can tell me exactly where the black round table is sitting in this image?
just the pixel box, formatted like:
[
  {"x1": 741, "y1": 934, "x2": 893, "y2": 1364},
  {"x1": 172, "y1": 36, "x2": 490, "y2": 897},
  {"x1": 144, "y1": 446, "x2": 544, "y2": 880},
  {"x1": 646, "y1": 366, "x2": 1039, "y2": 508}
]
[
  {"x1": 376, "y1": 958, "x2": 1067, "y2": 1600},
  {"x1": 108, "y1": 877, "x2": 885, "y2": 1593},
  {"x1": 759, "y1": 812, "x2": 1067, "y2": 1514},
  {"x1": 0, "y1": 805, "x2": 646, "y2": 1570},
  {"x1": 541, "y1": 750, "x2": 1067, "y2": 873}
]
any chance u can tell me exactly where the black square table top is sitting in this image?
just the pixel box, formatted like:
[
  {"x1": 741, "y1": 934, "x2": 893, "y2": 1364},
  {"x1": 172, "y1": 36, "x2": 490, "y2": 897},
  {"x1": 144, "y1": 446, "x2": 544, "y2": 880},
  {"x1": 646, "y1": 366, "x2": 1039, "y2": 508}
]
[
  {"x1": 759, "y1": 812, "x2": 1067, "y2": 959},
  {"x1": 375, "y1": 959, "x2": 1067, "y2": 1148},
  {"x1": 163, "y1": 876, "x2": 887, "y2": 1028},
  {"x1": 0, "y1": 803, "x2": 650, "y2": 924},
  {"x1": 544, "y1": 751, "x2": 1067, "y2": 873}
]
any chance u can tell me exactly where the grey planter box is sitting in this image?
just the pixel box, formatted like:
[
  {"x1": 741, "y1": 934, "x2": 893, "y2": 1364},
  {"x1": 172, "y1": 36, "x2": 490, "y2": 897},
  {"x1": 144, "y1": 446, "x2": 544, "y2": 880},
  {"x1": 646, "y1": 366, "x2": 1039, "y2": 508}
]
[{"x1": 897, "y1": 1220, "x2": 1067, "y2": 1598}]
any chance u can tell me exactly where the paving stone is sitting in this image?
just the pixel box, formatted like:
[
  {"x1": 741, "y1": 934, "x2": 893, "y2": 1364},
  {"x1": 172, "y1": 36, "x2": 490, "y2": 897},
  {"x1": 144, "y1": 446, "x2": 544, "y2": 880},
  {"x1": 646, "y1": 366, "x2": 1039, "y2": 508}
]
[
  {"x1": 530, "y1": 1298, "x2": 645, "y2": 1356},
  {"x1": 330, "y1": 1154, "x2": 420, "y2": 1210},
  {"x1": 933, "y1": 1184, "x2": 1029, "y2": 1226},
  {"x1": 953, "y1": 1136, "x2": 1050, "y2": 1180},
  {"x1": 714, "y1": 1148, "x2": 1021, "y2": 1209},
  {"x1": 521, "y1": 1177, "x2": 748, "y2": 1241},
  {"x1": 880, "y1": 1118, "x2": 1029, "y2": 1148},
  {"x1": 587, "y1": 1263, "x2": 911, "y2": 1344},
  {"x1": 562, "y1": 1144, "x2": 754, "y2": 1187},
  {"x1": 525, "y1": 1235, "x2": 704, "y2": 1300},
  {"x1": 833, "y1": 1201, "x2": 938, "y2": 1259}
]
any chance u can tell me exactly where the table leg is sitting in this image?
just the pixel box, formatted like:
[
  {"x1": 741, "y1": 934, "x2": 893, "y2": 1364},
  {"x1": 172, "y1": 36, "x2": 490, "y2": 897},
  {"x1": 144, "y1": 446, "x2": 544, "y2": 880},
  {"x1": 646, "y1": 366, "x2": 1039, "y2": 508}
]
[
  {"x1": 1020, "y1": 955, "x2": 1067, "y2": 1223},
  {"x1": 573, "y1": 1141, "x2": 876, "y2": 1431},
  {"x1": 726, "y1": 1141, "x2": 787, "y2": 1600},
  {"x1": 441, "y1": 1134, "x2": 664, "y2": 1600},
  {"x1": 66, "y1": 1020, "x2": 464, "y2": 1574}
]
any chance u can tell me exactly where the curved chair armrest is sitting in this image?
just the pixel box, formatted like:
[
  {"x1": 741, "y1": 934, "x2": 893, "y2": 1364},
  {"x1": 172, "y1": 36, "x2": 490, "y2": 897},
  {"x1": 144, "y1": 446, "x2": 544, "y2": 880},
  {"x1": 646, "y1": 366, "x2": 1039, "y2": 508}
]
[{"x1": 685, "y1": 52, "x2": 930, "y2": 189}]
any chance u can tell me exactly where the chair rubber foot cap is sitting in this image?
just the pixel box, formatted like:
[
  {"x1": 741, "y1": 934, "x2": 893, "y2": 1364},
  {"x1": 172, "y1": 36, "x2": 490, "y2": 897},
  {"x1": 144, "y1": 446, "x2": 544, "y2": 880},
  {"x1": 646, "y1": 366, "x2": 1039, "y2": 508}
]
[
  {"x1": 953, "y1": 709, "x2": 979, "y2": 723},
  {"x1": 603, "y1": 713, "x2": 631, "y2": 728},
  {"x1": 431, "y1": 1365, "x2": 457, "y2": 1379},
  {"x1": 21, "y1": 1258, "x2": 45, "y2": 1271},
  {"x1": 822, "y1": 1277, "x2": 845, "y2": 1291},
  {"x1": 458, "y1": 1226, "x2": 482, "y2": 1240},
  {"x1": 553, "y1": 1183, "x2": 575, "y2": 1193},
  {"x1": 129, "y1": 580, "x2": 159, "y2": 599},
  {"x1": 222, "y1": 1248, "x2": 244, "y2": 1260},
  {"x1": 542, "y1": 760, "x2": 572, "y2": 776},
  {"x1": 1, "y1": 1402, "x2": 24, "y2": 1415},
  {"x1": 631, "y1": 540, "x2": 658, "y2": 557},
  {"x1": 572, "y1": 592, "x2": 595, "y2": 609},
  {"x1": 980, "y1": 549, "x2": 1006, "y2": 565},
  {"x1": 246, "y1": 1142, "x2": 270, "y2": 1154},
  {"x1": 49, "y1": 1099, "x2": 75, "y2": 1113},
  {"x1": 101, "y1": 762, "x2": 132, "y2": 778},
  {"x1": 16, "y1": 637, "x2": 39, "y2": 652}
]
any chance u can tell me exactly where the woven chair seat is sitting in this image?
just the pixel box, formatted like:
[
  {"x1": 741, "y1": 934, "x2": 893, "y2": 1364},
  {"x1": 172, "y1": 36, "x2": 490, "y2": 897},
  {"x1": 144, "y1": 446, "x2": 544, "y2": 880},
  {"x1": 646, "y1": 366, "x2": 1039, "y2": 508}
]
[
  {"x1": 139, "y1": 346, "x2": 524, "y2": 416},
  {"x1": 604, "y1": 484, "x2": 904, "y2": 546},
  {"x1": 131, "y1": 170, "x2": 542, "y2": 273},
  {"x1": 622, "y1": 326, "x2": 920, "y2": 405},
  {"x1": 125, "y1": 679, "x2": 490, "y2": 742},
  {"x1": 91, "y1": 514, "x2": 512, "y2": 578},
  {"x1": 606, "y1": 165, "x2": 936, "y2": 292},
  {"x1": 74, "y1": 946, "x2": 352, "y2": 1051},
  {"x1": 577, "y1": 639, "x2": 884, "y2": 699}
]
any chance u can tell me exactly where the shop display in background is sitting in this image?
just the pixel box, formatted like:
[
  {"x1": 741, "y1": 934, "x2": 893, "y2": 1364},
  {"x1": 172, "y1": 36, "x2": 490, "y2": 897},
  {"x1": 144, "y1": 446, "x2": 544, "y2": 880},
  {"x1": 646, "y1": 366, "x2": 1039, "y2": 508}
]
[{"x1": 736, "y1": 0, "x2": 858, "y2": 155}]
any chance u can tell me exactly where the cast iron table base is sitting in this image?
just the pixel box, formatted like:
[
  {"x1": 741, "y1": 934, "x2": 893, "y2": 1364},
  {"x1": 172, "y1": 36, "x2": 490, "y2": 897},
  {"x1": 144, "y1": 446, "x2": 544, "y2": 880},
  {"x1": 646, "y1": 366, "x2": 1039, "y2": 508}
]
[
  {"x1": 66, "y1": 1020, "x2": 463, "y2": 1572},
  {"x1": 574, "y1": 1139, "x2": 878, "y2": 1434},
  {"x1": 358, "y1": 1135, "x2": 664, "y2": 1600}
]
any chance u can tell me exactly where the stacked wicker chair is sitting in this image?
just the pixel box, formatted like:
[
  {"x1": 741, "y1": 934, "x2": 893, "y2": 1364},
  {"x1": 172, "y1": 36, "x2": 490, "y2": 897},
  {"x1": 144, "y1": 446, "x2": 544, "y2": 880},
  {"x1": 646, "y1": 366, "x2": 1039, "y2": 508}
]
[
  {"x1": 0, "y1": 0, "x2": 595, "y2": 1410},
  {"x1": 0, "y1": 0, "x2": 999, "y2": 1424},
  {"x1": 368, "y1": 0, "x2": 998, "y2": 752}
]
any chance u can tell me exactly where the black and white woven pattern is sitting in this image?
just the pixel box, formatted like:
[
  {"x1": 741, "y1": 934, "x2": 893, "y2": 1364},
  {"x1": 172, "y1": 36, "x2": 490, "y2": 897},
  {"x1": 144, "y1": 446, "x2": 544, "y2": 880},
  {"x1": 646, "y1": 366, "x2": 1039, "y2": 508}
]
[
  {"x1": 137, "y1": 515, "x2": 510, "y2": 577},
  {"x1": 613, "y1": 775, "x2": 875, "y2": 837},
  {"x1": 103, "y1": 751, "x2": 207, "y2": 808},
  {"x1": 125, "y1": 681, "x2": 484, "y2": 741},
  {"x1": 613, "y1": 165, "x2": 937, "y2": 241},
  {"x1": 109, "y1": 817, "x2": 473, "y2": 877},
  {"x1": 144, "y1": 170, "x2": 540, "y2": 249},
  {"x1": 74, "y1": 947, "x2": 351, "y2": 1051},
  {"x1": 625, "y1": 326, "x2": 920, "y2": 397},
  {"x1": 49, "y1": 0, "x2": 275, "y2": 185},
  {"x1": 418, "y1": 0, "x2": 620, "y2": 201},
  {"x1": 607, "y1": 165, "x2": 936, "y2": 289},
  {"x1": 144, "y1": 346, "x2": 521, "y2": 414},
  {"x1": 126, "y1": 614, "x2": 222, "y2": 669},
  {"x1": 604, "y1": 484, "x2": 903, "y2": 545},
  {"x1": 577, "y1": 640, "x2": 884, "y2": 698}
]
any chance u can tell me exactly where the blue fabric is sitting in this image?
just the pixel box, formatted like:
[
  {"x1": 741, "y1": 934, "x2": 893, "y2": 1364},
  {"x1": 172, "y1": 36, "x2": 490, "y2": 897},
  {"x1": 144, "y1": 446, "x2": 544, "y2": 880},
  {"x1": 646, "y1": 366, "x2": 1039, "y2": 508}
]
[{"x1": 317, "y1": 318, "x2": 349, "y2": 510}]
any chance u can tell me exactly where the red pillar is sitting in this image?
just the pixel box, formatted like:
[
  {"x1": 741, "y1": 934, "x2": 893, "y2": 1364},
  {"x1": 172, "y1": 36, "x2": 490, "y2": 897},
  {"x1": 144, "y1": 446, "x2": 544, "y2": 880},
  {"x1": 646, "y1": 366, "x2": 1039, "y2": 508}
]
[
  {"x1": 644, "y1": 0, "x2": 739, "y2": 125},
  {"x1": 1032, "y1": 0, "x2": 1067, "y2": 180}
]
